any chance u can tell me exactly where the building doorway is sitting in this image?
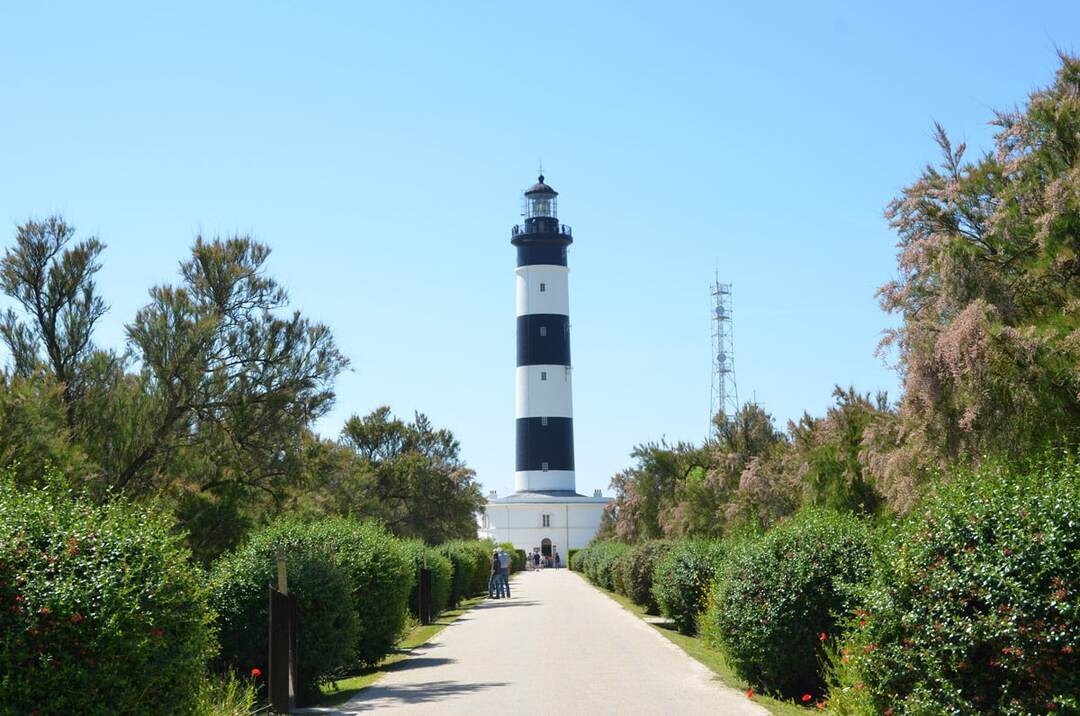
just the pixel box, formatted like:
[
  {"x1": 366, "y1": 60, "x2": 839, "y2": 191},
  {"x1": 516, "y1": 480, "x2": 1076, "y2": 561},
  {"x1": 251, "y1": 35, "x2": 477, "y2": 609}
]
[{"x1": 541, "y1": 538, "x2": 552, "y2": 558}]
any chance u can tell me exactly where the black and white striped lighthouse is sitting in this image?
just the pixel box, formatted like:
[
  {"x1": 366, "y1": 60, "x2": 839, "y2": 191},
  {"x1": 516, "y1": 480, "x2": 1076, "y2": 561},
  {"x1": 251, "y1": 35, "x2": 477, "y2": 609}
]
[{"x1": 511, "y1": 175, "x2": 576, "y2": 494}]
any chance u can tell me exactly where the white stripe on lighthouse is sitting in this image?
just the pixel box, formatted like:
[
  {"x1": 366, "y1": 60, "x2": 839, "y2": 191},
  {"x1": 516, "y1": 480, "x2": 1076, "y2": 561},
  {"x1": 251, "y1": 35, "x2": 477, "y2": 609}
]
[
  {"x1": 515, "y1": 365, "x2": 573, "y2": 418},
  {"x1": 514, "y1": 470, "x2": 576, "y2": 493},
  {"x1": 516, "y1": 265, "x2": 569, "y2": 317}
]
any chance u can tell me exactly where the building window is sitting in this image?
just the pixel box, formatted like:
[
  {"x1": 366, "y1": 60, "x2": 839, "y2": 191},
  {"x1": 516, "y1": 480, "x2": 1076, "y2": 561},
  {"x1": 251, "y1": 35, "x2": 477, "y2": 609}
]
[
  {"x1": 541, "y1": 461, "x2": 549, "y2": 471},
  {"x1": 541, "y1": 416, "x2": 548, "y2": 426},
  {"x1": 539, "y1": 326, "x2": 547, "y2": 337},
  {"x1": 540, "y1": 283, "x2": 546, "y2": 292},
  {"x1": 541, "y1": 371, "x2": 547, "y2": 381},
  {"x1": 542, "y1": 514, "x2": 551, "y2": 527}
]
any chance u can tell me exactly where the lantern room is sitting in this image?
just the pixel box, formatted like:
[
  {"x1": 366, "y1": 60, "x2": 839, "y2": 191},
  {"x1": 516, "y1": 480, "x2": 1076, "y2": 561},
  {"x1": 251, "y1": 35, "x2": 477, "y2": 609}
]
[{"x1": 523, "y1": 175, "x2": 558, "y2": 219}]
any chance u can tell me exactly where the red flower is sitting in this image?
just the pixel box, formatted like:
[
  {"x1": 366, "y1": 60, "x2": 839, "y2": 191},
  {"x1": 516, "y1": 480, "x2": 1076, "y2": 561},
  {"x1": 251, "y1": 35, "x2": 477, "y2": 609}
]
[
  {"x1": 251, "y1": 667, "x2": 262, "y2": 678},
  {"x1": 746, "y1": 688, "x2": 753, "y2": 700},
  {"x1": 885, "y1": 709, "x2": 894, "y2": 716},
  {"x1": 70, "y1": 613, "x2": 84, "y2": 624},
  {"x1": 819, "y1": 632, "x2": 826, "y2": 642},
  {"x1": 14, "y1": 595, "x2": 23, "y2": 603},
  {"x1": 150, "y1": 628, "x2": 163, "y2": 638},
  {"x1": 802, "y1": 694, "x2": 812, "y2": 702},
  {"x1": 816, "y1": 702, "x2": 826, "y2": 710},
  {"x1": 37, "y1": 606, "x2": 50, "y2": 616}
]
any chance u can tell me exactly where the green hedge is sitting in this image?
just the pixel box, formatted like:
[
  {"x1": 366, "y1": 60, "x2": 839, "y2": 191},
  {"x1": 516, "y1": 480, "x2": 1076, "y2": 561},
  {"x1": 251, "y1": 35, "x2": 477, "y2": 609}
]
[
  {"x1": 828, "y1": 455, "x2": 1080, "y2": 715},
  {"x1": 306, "y1": 519, "x2": 413, "y2": 667},
  {"x1": 401, "y1": 539, "x2": 452, "y2": 620},
  {"x1": 652, "y1": 539, "x2": 726, "y2": 634},
  {"x1": 441, "y1": 540, "x2": 493, "y2": 605},
  {"x1": 209, "y1": 519, "x2": 359, "y2": 704},
  {"x1": 568, "y1": 548, "x2": 582, "y2": 571},
  {"x1": 579, "y1": 541, "x2": 630, "y2": 591},
  {"x1": 616, "y1": 540, "x2": 672, "y2": 614},
  {"x1": 702, "y1": 509, "x2": 872, "y2": 699},
  {"x1": 0, "y1": 472, "x2": 216, "y2": 716}
]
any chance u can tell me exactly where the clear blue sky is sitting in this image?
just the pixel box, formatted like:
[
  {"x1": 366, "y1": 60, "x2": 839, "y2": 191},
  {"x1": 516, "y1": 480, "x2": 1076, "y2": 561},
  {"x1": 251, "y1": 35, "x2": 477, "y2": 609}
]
[{"x1": 1, "y1": 2, "x2": 1076, "y2": 498}]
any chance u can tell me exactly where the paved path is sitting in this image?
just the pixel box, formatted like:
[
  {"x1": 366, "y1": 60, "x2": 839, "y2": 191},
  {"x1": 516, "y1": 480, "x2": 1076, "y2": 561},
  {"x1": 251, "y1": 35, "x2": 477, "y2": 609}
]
[{"x1": 309, "y1": 569, "x2": 767, "y2": 716}]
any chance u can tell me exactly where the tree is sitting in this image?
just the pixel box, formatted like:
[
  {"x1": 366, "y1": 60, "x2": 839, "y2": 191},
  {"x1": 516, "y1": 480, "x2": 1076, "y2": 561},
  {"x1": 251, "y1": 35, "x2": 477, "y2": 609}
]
[
  {"x1": 336, "y1": 406, "x2": 485, "y2": 543},
  {"x1": 876, "y1": 53, "x2": 1080, "y2": 507}
]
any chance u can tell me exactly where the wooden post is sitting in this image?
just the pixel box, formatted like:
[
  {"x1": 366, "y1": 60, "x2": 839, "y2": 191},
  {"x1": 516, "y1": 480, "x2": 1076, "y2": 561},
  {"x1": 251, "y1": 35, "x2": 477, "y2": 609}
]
[{"x1": 269, "y1": 548, "x2": 295, "y2": 713}]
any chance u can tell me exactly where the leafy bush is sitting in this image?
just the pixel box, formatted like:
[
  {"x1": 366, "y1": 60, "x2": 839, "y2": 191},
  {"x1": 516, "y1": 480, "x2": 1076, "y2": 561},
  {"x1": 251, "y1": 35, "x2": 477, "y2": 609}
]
[
  {"x1": 304, "y1": 519, "x2": 413, "y2": 667},
  {"x1": 568, "y1": 548, "x2": 582, "y2": 570},
  {"x1": 702, "y1": 509, "x2": 872, "y2": 699},
  {"x1": 652, "y1": 539, "x2": 726, "y2": 634},
  {"x1": 828, "y1": 455, "x2": 1080, "y2": 715},
  {"x1": 0, "y1": 472, "x2": 216, "y2": 716},
  {"x1": 209, "y1": 519, "x2": 358, "y2": 704},
  {"x1": 616, "y1": 540, "x2": 672, "y2": 613},
  {"x1": 401, "y1": 539, "x2": 452, "y2": 619},
  {"x1": 194, "y1": 672, "x2": 258, "y2": 716},
  {"x1": 581, "y1": 541, "x2": 630, "y2": 591},
  {"x1": 441, "y1": 540, "x2": 493, "y2": 605}
]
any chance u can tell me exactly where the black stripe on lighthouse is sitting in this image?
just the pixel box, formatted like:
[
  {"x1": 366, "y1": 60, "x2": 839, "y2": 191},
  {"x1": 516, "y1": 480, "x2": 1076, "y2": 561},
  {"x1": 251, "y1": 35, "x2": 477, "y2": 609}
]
[
  {"x1": 516, "y1": 314, "x2": 570, "y2": 366},
  {"x1": 516, "y1": 243, "x2": 567, "y2": 267},
  {"x1": 515, "y1": 417, "x2": 575, "y2": 471}
]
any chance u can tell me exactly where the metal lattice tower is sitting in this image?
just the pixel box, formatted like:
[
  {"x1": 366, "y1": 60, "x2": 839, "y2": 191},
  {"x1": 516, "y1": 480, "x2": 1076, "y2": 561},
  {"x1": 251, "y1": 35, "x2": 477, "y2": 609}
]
[{"x1": 710, "y1": 278, "x2": 738, "y2": 428}]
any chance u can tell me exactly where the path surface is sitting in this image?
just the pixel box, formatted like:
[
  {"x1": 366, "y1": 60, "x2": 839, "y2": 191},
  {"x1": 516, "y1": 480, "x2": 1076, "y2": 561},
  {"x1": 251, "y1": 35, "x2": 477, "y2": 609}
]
[{"x1": 309, "y1": 569, "x2": 767, "y2": 716}]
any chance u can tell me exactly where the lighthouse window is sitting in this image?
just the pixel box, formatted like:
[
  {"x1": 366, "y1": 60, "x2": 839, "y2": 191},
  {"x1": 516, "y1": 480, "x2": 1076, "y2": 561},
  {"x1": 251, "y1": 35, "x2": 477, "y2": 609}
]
[
  {"x1": 541, "y1": 462, "x2": 549, "y2": 472},
  {"x1": 541, "y1": 416, "x2": 548, "y2": 426},
  {"x1": 541, "y1": 371, "x2": 547, "y2": 381},
  {"x1": 540, "y1": 283, "x2": 546, "y2": 292},
  {"x1": 542, "y1": 514, "x2": 551, "y2": 527},
  {"x1": 539, "y1": 326, "x2": 547, "y2": 337}
]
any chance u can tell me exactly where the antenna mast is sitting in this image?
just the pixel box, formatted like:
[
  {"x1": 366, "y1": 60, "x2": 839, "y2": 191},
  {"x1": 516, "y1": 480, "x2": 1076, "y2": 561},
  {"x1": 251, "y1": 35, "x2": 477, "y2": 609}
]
[{"x1": 710, "y1": 277, "x2": 738, "y2": 430}]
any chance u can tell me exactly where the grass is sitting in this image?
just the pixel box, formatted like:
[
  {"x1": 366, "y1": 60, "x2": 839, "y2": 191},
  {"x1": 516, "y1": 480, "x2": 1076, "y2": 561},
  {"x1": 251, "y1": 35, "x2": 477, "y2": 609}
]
[
  {"x1": 573, "y1": 572, "x2": 811, "y2": 716},
  {"x1": 317, "y1": 595, "x2": 486, "y2": 707}
]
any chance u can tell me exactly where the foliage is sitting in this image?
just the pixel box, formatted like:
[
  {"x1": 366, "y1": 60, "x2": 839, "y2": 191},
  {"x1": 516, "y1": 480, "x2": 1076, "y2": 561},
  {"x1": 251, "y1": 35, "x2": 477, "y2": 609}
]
[
  {"x1": 652, "y1": 539, "x2": 726, "y2": 635},
  {"x1": 615, "y1": 540, "x2": 672, "y2": 614},
  {"x1": 301, "y1": 518, "x2": 413, "y2": 667},
  {"x1": 209, "y1": 519, "x2": 358, "y2": 704},
  {"x1": 579, "y1": 541, "x2": 631, "y2": 592},
  {"x1": 873, "y1": 53, "x2": 1080, "y2": 507},
  {"x1": 702, "y1": 509, "x2": 872, "y2": 699},
  {"x1": 827, "y1": 454, "x2": 1080, "y2": 715},
  {"x1": 335, "y1": 407, "x2": 486, "y2": 544},
  {"x1": 400, "y1": 539, "x2": 452, "y2": 620},
  {"x1": 440, "y1": 540, "x2": 493, "y2": 606},
  {"x1": 0, "y1": 470, "x2": 216, "y2": 716},
  {"x1": 193, "y1": 672, "x2": 258, "y2": 716}
]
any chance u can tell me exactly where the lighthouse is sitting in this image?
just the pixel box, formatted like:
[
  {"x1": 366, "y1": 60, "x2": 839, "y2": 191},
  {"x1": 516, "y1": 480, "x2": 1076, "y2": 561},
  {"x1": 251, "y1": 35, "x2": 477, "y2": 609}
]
[
  {"x1": 513, "y1": 175, "x2": 576, "y2": 494},
  {"x1": 478, "y1": 174, "x2": 609, "y2": 560}
]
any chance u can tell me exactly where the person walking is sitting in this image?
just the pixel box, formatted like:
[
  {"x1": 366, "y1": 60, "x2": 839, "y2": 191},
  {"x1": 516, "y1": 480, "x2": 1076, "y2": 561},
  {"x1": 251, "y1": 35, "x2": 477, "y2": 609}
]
[
  {"x1": 489, "y1": 549, "x2": 501, "y2": 599},
  {"x1": 498, "y1": 549, "x2": 511, "y2": 598}
]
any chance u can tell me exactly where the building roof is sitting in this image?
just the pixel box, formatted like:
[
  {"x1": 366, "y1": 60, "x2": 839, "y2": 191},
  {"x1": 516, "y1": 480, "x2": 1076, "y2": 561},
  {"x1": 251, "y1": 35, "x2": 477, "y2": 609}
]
[{"x1": 524, "y1": 175, "x2": 558, "y2": 197}]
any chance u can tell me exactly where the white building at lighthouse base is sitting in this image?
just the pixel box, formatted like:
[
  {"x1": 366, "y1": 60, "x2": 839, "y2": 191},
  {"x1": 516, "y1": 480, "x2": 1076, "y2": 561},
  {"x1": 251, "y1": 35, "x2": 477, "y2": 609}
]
[{"x1": 478, "y1": 490, "x2": 610, "y2": 559}]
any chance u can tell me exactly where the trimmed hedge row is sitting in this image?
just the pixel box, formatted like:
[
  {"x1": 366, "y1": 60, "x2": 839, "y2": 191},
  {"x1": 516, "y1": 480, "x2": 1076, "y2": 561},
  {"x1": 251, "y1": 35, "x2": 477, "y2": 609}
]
[
  {"x1": 209, "y1": 518, "x2": 411, "y2": 703},
  {"x1": 401, "y1": 539, "x2": 452, "y2": 620},
  {"x1": 574, "y1": 455, "x2": 1080, "y2": 710},
  {"x1": 828, "y1": 455, "x2": 1080, "y2": 715},
  {"x1": 441, "y1": 540, "x2": 495, "y2": 606},
  {"x1": 616, "y1": 540, "x2": 672, "y2": 615},
  {"x1": 702, "y1": 509, "x2": 872, "y2": 699},
  {"x1": 0, "y1": 472, "x2": 216, "y2": 716},
  {"x1": 652, "y1": 538, "x2": 725, "y2": 635}
]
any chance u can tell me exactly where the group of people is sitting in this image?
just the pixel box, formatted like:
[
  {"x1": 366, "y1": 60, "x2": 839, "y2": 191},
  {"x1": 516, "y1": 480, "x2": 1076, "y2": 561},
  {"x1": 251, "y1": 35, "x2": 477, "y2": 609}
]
[
  {"x1": 488, "y1": 548, "x2": 511, "y2": 599},
  {"x1": 529, "y1": 550, "x2": 560, "y2": 569}
]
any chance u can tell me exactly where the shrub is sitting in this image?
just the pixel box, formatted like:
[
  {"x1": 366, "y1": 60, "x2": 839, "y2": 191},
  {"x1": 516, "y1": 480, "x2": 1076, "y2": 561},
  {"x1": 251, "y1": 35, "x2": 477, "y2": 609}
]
[
  {"x1": 0, "y1": 472, "x2": 216, "y2": 716},
  {"x1": 209, "y1": 519, "x2": 358, "y2": 704},
  {"x1": 400, "y1": 539, "x2": 452, "y2": 619},
  {"x1": 652, "y1": 539, "x2": 726, "y2": 634},
  {"x1": 702, "y1": 509, "x2": 872, "y2": 699},
  {"x1": 828, "y1": 455, "x2": 1080, "y2": 715},
  {"x1": 441, "y1": 540, "x2": 493, "y2": 605},
  {"x1": 616, "y1": 540, "x2": 672, "y2": 613},
  {"x1": 568, "y1": 548, "x2": 582, "y2": 570},
  {"x1": 305, "y1": 519, "x2": 413, "y2": 667},
  {"x1": 582, "y1": 541, "x2": 630, "y2": 591}
]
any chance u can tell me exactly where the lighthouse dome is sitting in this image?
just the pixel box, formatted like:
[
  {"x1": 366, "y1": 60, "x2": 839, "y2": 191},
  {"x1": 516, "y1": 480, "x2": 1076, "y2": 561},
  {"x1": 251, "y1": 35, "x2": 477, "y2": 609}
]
[{"x1": 525, "y1": 175, "x2": 558, "y2": 196}]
